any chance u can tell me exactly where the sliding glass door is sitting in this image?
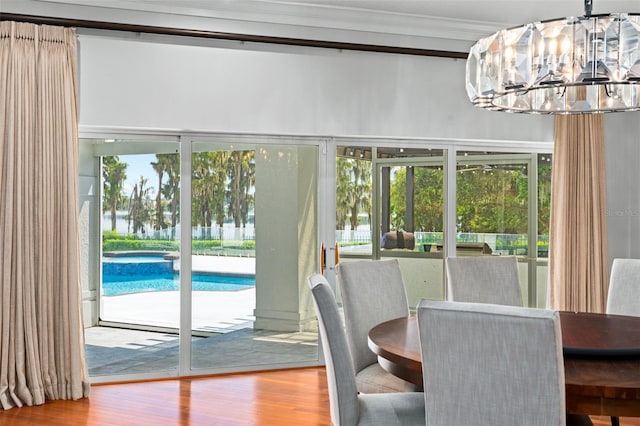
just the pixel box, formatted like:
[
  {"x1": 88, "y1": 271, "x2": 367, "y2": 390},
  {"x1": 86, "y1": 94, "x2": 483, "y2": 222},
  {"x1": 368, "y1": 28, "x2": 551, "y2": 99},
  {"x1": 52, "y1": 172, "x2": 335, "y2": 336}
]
[
  {"x1": 81, "y1": 136, "x2": 323, "y2": 380},
  {"x1": 455, "y1": 151, "x2": 549, "y2": 307},
  {"x1": 82, "y1": 138, "x2": 182, "y2": 377},
  {"x1": 188, "y1": 140, "x2": 320, "y2": 371},
  {"x1": 333, "y1": 145, "x2": 551, "y2": 310},
  {"x1": 374, "y1": 148, "x2": 447, "y2": 306},
  {"x1": 80, "y1": 134, "x2": 550, "y2": 382}
]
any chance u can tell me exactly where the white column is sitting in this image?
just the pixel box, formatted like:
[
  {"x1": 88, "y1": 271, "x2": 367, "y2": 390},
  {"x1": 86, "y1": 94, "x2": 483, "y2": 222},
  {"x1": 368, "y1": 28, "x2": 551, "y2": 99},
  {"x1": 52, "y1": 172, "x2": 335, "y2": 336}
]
[{"x1": 254, "y1": 145, "x2": 318, "y2": 331}]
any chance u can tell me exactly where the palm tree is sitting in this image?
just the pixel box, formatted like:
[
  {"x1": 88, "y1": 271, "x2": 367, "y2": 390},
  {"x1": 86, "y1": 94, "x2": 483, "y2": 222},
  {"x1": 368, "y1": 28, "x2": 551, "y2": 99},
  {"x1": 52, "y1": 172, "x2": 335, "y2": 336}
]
[
  {"x1": 192, "y1": 152, "x2": 214, "y2": 238},
  {"x1": 335, "y1": 157, "x2": 372, "y2": 231},
  {"x1": 162, "y1": 154, "x2": 180, "y2": 239},
  {"x1": 102, "y1": 156, "x2": 127, "y2": 231},
  {"x1": 335, "y1": 157, "x2": 353, "y2": 230},
  {"x1": 227, "y1": 150, "x2": 254, "y2": 228},
  {"x1": 150, "y1": 155, "x2": 167, "y2": 231},
  {"x1": 348, "y1": 160, "x2": 371, "y2": 230},
  {"x1": 192, "y1": 152, "x2": 226, "y2": 239},
  {"x1": 128, "y1": 176, "x2": 152, "y2": 234},
  {"x1": 150, "y1": 153, "x2": 180, "y2": 236},
  {"x1": 212, "y1": 152, "x2": 228, "y2": 230}
]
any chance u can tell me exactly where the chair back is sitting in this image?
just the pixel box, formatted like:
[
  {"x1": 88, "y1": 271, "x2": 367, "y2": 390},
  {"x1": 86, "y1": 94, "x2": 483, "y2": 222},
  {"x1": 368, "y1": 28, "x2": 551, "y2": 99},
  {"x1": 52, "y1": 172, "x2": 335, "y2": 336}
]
[
  {"x1": 417, "y1": 300, "x2": 565, "y2": 426},
  {"x1": 607, "y1": 258, "x2": 640, "y2": 316},
  {"x1": 308, "y1": 274, "x2": 359, "y2": 426},
  {"x1": 336, "y1": 259, "x2": 409, "y2": 373},
  {"x1": 445, "y1": 256, "x2": 522, "y2": 306}
]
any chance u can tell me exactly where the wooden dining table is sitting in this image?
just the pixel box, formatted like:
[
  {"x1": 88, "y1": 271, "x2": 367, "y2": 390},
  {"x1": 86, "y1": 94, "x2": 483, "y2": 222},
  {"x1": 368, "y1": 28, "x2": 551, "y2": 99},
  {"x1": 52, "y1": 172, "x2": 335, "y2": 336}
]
[{"x1": 368, "y1": 311, "x2": 640, "y2": 417}]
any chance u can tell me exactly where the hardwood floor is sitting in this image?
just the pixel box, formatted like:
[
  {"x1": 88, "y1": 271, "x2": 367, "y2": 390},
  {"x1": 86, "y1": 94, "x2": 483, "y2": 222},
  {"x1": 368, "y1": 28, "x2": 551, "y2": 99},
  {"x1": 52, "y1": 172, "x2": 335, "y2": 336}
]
[
  {"x1": 0, "y1": 367, "x2": 638, "y2": 425},
  {"x1": 591, "y1": 417, "x2": 640, "y2": 426},
  {"x1": 0, "y1": 368, "x2": 330, "y2": 426}
]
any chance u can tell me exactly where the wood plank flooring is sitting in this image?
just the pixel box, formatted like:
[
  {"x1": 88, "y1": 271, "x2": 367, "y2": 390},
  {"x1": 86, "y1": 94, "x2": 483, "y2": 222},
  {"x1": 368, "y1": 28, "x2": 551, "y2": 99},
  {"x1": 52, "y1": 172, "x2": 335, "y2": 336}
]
[{"x1": 0, "y1": 367, "x2": 638, "y2": 425}]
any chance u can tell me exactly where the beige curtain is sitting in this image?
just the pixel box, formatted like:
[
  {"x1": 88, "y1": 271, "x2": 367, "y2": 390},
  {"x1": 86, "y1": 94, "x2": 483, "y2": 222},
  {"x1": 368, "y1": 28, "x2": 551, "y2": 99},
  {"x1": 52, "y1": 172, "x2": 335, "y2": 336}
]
[
  {"x1": 0, "y1": 21, "x2": 90, "y2": 409},
  {"x1": 549, "y1": 114, "x2": 608, "y2": 313}
]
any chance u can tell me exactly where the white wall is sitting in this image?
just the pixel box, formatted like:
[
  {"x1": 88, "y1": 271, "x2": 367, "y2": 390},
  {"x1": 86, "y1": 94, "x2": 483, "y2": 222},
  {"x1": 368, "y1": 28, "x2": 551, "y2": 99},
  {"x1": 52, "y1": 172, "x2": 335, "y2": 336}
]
[
  {"x1": 605, "y1": 113, "x2": 640, "y2": 265},
  {"x1": 77, "y1": 33, "x2": 554, "y2": 143},
  {"x1": 74, "y1": 27, "x2": 640, "y2": 285}
]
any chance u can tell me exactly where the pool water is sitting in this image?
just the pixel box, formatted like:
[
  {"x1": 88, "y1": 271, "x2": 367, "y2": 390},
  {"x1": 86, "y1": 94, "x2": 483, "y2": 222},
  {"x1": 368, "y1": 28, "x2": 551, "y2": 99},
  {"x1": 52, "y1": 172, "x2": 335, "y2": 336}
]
[
  {"x1": 102, "y1": 273, "x2": 255, "y2": 296},
  {"x1": 102, "y1": 254, "x2": 255, "y2": 296}
]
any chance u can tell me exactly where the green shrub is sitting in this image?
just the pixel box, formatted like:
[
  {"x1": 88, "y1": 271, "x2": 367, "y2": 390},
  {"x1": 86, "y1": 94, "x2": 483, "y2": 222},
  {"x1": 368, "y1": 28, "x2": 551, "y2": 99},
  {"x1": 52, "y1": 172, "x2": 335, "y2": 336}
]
[
  {"x1": 102, "y1": 236, "x2": 260, "y2": 254},
  {"x1": 102, "y1": 230, "x2": 138, "y2": 241},
  {"x1": 192, "y1": 240, "x2": 223, "y2": 251},
  {"x1": 103, "y1": 238, "x2": 178, "y2": 252}
]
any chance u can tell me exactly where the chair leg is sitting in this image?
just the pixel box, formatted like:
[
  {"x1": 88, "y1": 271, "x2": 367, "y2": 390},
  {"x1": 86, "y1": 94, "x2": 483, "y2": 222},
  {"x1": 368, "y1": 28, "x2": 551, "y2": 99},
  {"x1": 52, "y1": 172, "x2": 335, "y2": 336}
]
[{"x1": 611, "y1": 416, "x2": 619, "y2": 426}]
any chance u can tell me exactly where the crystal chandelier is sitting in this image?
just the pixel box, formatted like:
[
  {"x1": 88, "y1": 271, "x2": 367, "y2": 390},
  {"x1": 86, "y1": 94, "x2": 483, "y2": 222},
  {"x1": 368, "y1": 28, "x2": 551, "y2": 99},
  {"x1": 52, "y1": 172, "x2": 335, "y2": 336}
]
[{"x1": 465, "y1": 0, "x2": 640, "y2": 114}]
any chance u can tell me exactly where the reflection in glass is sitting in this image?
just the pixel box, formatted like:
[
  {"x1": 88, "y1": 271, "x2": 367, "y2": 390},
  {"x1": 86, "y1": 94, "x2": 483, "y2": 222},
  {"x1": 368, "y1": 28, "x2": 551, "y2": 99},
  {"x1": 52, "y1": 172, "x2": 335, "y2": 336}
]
[{"x1": 190, "y1": 143, "x2": 319, "y2": 371}]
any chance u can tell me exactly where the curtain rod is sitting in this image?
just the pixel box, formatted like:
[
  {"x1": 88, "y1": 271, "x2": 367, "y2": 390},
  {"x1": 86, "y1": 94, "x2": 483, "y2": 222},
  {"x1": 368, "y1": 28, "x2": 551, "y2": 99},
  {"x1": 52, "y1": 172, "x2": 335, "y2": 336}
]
[{"x1": 0, "y1": 12, "x2": 468, "y2": 59}]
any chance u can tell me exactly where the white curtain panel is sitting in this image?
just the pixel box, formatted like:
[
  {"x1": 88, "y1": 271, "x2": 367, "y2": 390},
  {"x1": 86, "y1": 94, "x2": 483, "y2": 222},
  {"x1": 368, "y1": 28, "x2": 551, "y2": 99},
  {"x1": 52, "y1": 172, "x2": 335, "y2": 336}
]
[
  {"x1": 549, "y1": 113, "x2": 609, "y2": 313},
  {"x1": 0, "y1": 20, "x2": 90, "y2": 409}
]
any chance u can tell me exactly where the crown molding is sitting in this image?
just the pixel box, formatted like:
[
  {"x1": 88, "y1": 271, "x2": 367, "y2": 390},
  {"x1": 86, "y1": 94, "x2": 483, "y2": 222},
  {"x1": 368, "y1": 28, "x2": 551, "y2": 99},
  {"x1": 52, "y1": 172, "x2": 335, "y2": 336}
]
[{"x1": 31, "y1": 0, "x2": 503, "y2": 43}]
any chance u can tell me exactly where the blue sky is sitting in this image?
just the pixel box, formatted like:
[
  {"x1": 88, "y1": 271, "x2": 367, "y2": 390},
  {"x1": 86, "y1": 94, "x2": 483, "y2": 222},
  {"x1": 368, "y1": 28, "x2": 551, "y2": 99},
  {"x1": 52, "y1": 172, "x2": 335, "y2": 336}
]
[{"x1": 120, "y1": 154, "x2": 157, "y2": 198}]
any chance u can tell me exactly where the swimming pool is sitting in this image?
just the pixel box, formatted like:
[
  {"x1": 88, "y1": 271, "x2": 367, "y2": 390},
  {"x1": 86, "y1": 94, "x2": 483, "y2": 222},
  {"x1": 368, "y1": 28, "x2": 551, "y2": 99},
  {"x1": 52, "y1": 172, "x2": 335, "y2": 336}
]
[
  {"x1": 102, "y1": 254, "x2": 255, "y2": 296},
  {"x1": 102, "y1": 273, "x2": 255, "y2": 296}
]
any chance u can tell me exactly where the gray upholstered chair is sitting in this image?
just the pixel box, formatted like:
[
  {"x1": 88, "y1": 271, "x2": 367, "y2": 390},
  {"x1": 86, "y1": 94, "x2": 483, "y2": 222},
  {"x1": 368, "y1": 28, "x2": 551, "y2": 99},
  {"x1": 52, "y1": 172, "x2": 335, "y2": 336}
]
[
  {"x1": 336, "y1": 259, "x2": 419, "y2": 393},
  {"x1": 308, "y1": 274, "x2": 425, "y2": 426},
  {"x1": 607, "y1": 258, "x2": 640, "y2": 317},
  {"x1": 416, "y1": 299, "x2": 566, "y2": 426},
  {"x1": 445, "y1": 255, "x2": 523, "y2": 306},
  {"x1": 606, "y1": 258, "x2": 640, "y2": 426}
]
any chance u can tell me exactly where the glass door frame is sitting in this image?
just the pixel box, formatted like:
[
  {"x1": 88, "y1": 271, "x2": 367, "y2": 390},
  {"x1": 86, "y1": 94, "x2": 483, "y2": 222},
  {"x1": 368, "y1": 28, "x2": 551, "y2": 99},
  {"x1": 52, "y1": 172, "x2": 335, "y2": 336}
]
[
  {"x1": 179, "y1": 134, "x2": 331, "y2": 377},
  {"x1": 81, "y1": 128, "x2": 552, "y2": 381},
  {"x1": 451, "y1": 151, "x2": 539, "y2": 305},
  {"x1": 85, "y1": 132, "x2": 182, "y2": 382},
  {"x1": 82, "y1": 129, "x2": 331, "y2": 381},
  {"x1": 372, "y1": 152, "x2": 448, "y2": 260},
  {"x1": 330, "y1": 139, "x2": 552, "y2": 308}
]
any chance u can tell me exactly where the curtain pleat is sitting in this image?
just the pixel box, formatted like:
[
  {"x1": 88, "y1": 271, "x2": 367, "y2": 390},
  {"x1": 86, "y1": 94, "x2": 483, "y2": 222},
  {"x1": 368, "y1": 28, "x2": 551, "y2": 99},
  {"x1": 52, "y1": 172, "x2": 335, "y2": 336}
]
[
  {"x1": 549, "y1": 114, "x2": 608, "y2": 313},
  {"x1": 0, "y1": 20, "x2": 89, "y2": 410}
]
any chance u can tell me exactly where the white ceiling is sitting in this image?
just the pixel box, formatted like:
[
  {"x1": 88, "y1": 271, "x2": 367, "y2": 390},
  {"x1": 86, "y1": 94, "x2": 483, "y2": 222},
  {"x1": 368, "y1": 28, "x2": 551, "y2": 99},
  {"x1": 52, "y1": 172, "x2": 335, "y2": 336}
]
[
  {"x1": 23, "y1": 0, "x2": 640, "y2": 49},
  {"x1": 257, "y1": 0, "x2": 635, "y2": 25},
  {"x1": 71, "y1": 0, "x2": 640, "y2": 29}
]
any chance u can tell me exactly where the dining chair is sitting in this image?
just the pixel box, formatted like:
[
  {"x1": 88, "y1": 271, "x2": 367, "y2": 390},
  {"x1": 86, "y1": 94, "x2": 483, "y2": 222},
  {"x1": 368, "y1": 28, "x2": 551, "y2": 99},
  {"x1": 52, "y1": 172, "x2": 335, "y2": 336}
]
[
  {"x1": 606, "y1": 258, "x2": 640, "y2": 426},
  {"x1": 444, "y1": 256, "x2": 592, "y2": 426},
  {"x1": 307, "y1": 274, "x2": 425, "y2": 426},
  {"x1": 607, "y1": 258, "x2": 640, "y2": 317},
  {"x1": 336, "y1": 259, "x2": 419, "y2": 393},
  {"x1": 445, "y1": 255, "x2": 523, "y2": 306},
  {"x1": 416, "y1": 299, "x2": 566, "y2": 425}
]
